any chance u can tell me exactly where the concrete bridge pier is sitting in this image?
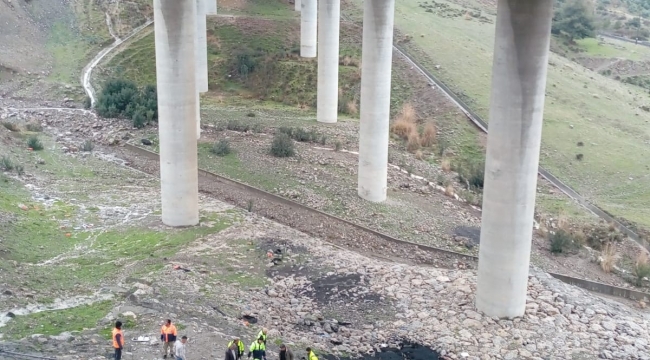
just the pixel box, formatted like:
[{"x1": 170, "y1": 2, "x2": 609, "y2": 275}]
[
  {"x1": 295, "y1": 0, "x2": 301, "y2": 12},
  {"x1": 154, "y1": 0, "x2": 200, "y2": 226},
  {"x1": 317, "y1": 0, "x2": 340, "y2": 123},
  {"x1": 206, "y1": 0, "x2": 217, "y2": 15},
  {"x1": 195, "y1": 0, "x2": 209, "y2": 138},
  {"x1": 476, "y1": 0, "x2": 554, "y2": 318},
  {"x1": 301, "y1": 0, "x2": 317, "y2": 57},
  {"x1": 357, "y1": 0, "x2": 395, "y2": 202}
]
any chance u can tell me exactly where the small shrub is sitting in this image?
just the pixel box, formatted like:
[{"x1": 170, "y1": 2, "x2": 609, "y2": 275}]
[
  {"x1": 415, "y1": 150, "x2": 424, "y2": 160},
  {"x1": 0, "y1": 156, "x2": 13, "y2": 171},
  {"x1": 227, "y1": 120, "x2": 250, "y2": 132},
  {"x1": 445, "y1": 185, "x2": 455, "y2": 197},
  {"x1": 2, "y1": 122, "x2": 19, "y2": 132},
  {"x1": 292, "y1": 128, "x2": 310, "y2": 142},
  {"x1": 457, "y1": 160, "x2": 485, "y2": 190},
  {"x1": 576, "y1": 153, "x2": 584, "y2": 161},
  {"x1": 441, "y1": 158, "x2": 451, "y2": 173},
  {"x1": 308, "y1": 129, "x2": 319, "y2": 142},
  {"x1": 15, "y1": 164, "x2": 24, "y2": 176},
  {"x1": 271, "y1": 133, "x2": 295, "y2": 158},
  {"x1": 334, "y1": 141, "x2": 342, "y2": 152},
  {"x1": 420, "y1": 122, "x2": 437, "y2": 147},
  {"x1": 27, "y1": 136, "x2": 44, "y2": 151},
  {"x1": 634, "y1": 252, "x2": 650, "y2": 286},
  {"x1": 600, "y1": 243, "x2": 617, "y2": 273},
  {"x1": 81, "y1": 140, "x2": 94, "y2": 152},
  {"x1": 247, "y1": 199, "x2": 254, "y2": 212},
  {"x1": 406, "y1": 132, "x2": 420, "y2": 152},
  {"x1": 391, "y1": 112, "x2": 417, "y2": 140},
  {"x1": 550, "y1": 230, "x2": 574, "y2": 254},
  {"x1": 278, "y1": 127, "x2": 293, "y2": 137},
  {"x1": 25, "y1": 122, "x2": 43, "y2": 132},
  {"x1": 319, "y1": 135, "x2": 327, "y2": 145},
  {"x1": 211, "y1": 139, "x2": 232, "y2": 157},
  {"x1": 247, "y1": 112, "x2": 256, "y2": 117},
  {"x1": 577, "y1": 141, "x2": 584, "y2": 147},
  {"x1": 252, "y1": 123, "x2": 263, "y2": 133},
  {"x1": 346, "y1": 101, "x2": 358, "y2": 116}
]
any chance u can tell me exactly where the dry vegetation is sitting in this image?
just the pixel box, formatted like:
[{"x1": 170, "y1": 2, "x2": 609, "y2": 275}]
[
  {"x1": 390, "y1": 103, "x2": 438, "y2": 154},
  {"x1": 600, "y1": 243, "x2": 618, "y2": 273}
]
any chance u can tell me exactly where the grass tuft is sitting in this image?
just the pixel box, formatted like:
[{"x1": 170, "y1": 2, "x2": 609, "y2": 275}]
[
  {"x1": 27, "y1": 136, "x2": 44, "y2": 151},
  {"x1": 420, "y1": 121, "x2": 437, "y2": 147},
  {"x1": 600, "y1": 242, "x2": 617, "y2": 273}
]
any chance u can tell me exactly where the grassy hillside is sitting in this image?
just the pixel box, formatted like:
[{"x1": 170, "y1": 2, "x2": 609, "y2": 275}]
[{"x1": 361, "y1": 0, "x2": 650, "y2": 229}]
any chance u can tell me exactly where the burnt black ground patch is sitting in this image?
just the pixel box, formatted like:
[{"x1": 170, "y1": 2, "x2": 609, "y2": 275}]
[
  {"x1": 453, "y1": 226, "x2": 480, "y2": 245},
  {"x1": 321, "y1": 343, "x2": 440, "y2": 360},
  {"x1": 303, "y1": 273, "x2": 381, "y2": 305}
]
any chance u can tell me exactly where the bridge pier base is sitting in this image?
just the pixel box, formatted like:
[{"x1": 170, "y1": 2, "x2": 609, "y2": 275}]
[
  {"x1": 295, "y1": 0, "x2": 301, "y2": 12},
  {"x1": 476, "y1": 0, "x2": 553, "y2": 318},
  {"x1": 358, "y1": 0, "x2": 395, "y2": 202},
  {"x1": 206, "y1": 0, "x2": 217, "y2": 15},
  {"x1": 154, "y1": 0, "x2": 200, "y2": 227}
]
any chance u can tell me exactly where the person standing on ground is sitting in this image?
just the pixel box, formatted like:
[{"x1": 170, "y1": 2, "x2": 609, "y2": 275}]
[
  {"x1": 225, "y1": 342, "x2": 238, "y2": 360},
  {"x1": 227, "y1": 337, "x2": 245, "y2": 359},
  {"x1": 247, "y1": 337, "x2": 266, "y2": 360},
  {"x1": 306, "y1": 348, "x2": 318, "y2": 360},
  {"x1": 279, "y1": 344, "x2": 294, "y2": 360},
  {"x1": 174, "y1": 336, "x2": 188, "y2": 360},
  {"x1": 112, "y1": 321, "x2": 124, "y2": 360},
  {"x1": 161, "y1": 319, "x2": 178, "y2": 359},
  {"x1": 256, "y1": 328, "x2": 268, "y2": 345}
]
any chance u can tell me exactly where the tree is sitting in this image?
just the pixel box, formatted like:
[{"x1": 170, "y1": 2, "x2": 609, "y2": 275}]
[{"x1": 552, "y1": 0, "x2": 596, "y2": 40}]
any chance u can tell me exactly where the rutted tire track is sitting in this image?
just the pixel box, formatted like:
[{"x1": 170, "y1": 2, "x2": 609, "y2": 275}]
[{"x1": 117, "y1": 144, "x2": 478, "y2": 269}]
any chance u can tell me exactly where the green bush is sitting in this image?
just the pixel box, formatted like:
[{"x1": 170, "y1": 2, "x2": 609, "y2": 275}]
[
  {"x1": 271, "y1": 133, "x2": 295, "y2": 158},
  {"x1": 83, "y1": 96, "x2": 92, "y2": 109},
  {"x1": 334, "y1": 141, "x2": 342, "y2": 151},
  {"x1": 15, "y1": 164, "x2": 24, "y2": 176},
  {"x1": 278, "y1": 127, "x2": 293, "y2": 137},
  {"x1": 0, "y1": 156, "x2": 14, "y2": 171},
  {"x1": 550, "y1": 230, "x2": 575, "y2": 254},
  {"x1": 457, "y1": 160, "x2": 485, "y2": 190},
  {"x1": 319, "y1": 135, "x2": 327, "y2": 145},
  {"x1": 246, "y1": 112, "x2": 256, "y2": 118},
  {"x1": 27, "y1": 136, "x2": 44, "y2": 151},
  {"x1": 292, "y1": 128, "x2": 311, "y2": 142},
  {"x1": 634, "y1": 261, "x2": 650, "y2": 286},
  {"x1": 211, "y1": 139, "x2": 231, "y2": 157},
  {"x1": 227, "y1": 120, "x2": 250, "y2": 132},
  {"x1": 2, "y1": 122, "x2": 19, "y2": 132},
  {"x1": 81, "y1": 140, "x2": 94, "y2": 152},
  {"x1": 25, "y1": 123, "x2": 43, "y2": 132},
  {"x1": 96, "y1": 79, "x2": 157, "y2": 127}
]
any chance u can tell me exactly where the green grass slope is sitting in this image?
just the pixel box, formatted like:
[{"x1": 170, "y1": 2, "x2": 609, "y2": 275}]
[{"x1": 363, "y1": 0, "x2": 650, "y2": 228}]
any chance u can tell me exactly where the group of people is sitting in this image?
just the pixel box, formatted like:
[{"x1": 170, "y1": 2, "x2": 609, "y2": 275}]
[
  {"x1": 225, "y1": 328, "x2": 319, "y2": 360},
  {"x1": 110, "y1": 320, "x2": 319, "y2": 360}
]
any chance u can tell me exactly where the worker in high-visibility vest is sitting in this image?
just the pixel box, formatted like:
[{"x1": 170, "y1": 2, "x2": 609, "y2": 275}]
[
  {"x1": 306, "y1": 347, "x2": 318, "y2": 360},
  {"x1": 112, "y1": 321, "x2": 124, "y2": 360},
  {"x1": 228, "y1": 337, "x2": 245, "y2": 359},
  {"x1": 160, "y1": 319, "x2": 178, "y2": 359},
  {"x1": 247, "y1": 337, "x2": 266, "y2": 360},
  {"x1": 256, "y1": 328, "x2": 268, "y2": 344}
]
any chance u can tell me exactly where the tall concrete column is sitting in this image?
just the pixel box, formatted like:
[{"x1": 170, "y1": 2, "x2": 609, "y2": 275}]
[
  {"x1": 357, "y1": 0, "x2": 395, "y2": 202},
  {"x1": 196, "y1": 0, "x2": 209, "y2": 93},
  {"x1": 316, "y1": 0, "x2": 340, "y2": 123},
  {"x1": 206, "y1": 0, "x2": 217, "y2": 15},
  {"x1": 476, "y1": 0, "x2": 554, "y2": 319},
  {"x1": 154, "y1": 0, "x2": 199, "y2": 226},
  {"x1": 195, "y1": 0, "x2": 208, "y2": 139},
  {"x1": 300, "y1": 0, "x2": 317, "y2": 57},
  {"x1": 295, "y1": 0, "x2": 301, "y2": 12}
]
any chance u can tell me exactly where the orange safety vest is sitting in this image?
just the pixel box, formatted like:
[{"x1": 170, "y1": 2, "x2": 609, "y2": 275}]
[
  {"x1": 112, "y1": 328, "x2": 124, "y2": 349},
  {"x1": 161, "y1": 324, "x2": 177, "y2": 343}
]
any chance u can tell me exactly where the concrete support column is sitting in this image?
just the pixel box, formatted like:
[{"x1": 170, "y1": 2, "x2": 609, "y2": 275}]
[
  {"x1": 316, "y1": 0, "x2": 340, "y2": 123},
  {"x1": 295, "y1": 0, "x2": 301, "y2": 12},
  {"x1": 206, "y1": 0, "x2": 217, "y2": 15},
  {"x1": 357, "y1": 0, "x2": 395, "y2": 202},
  {"x1": 300, "y1": 0, "x2": 317, "y2": 57},
  {"x1": 195, "y1": 0, "x2": 208, "y2": 139},
  {"x1": 196, "y1": 0, "x2": 209, "y2": 93},
  {"x1": 476, "y1": 0, "x2": 554, "y2": 318},
  {"x1": 154, "y1": 0, "x2": 199, "y2": 226}
]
